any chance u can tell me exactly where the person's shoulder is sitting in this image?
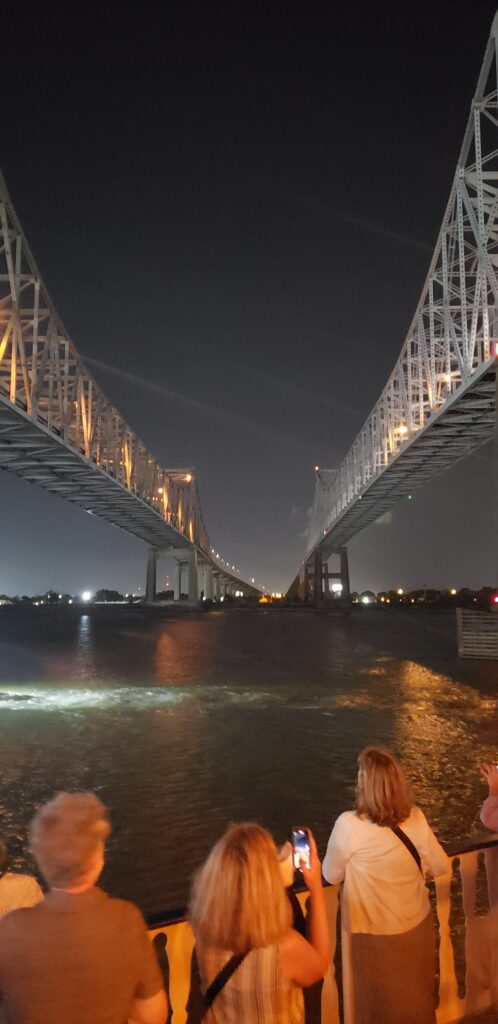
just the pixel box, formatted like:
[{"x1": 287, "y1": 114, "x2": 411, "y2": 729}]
[
  {"x1": 104, "y1": 896, "x2": 147, "y2": 928},
  {"x1": 408, "y1": 806, "x2": 429, "y2": 827},
  {"x1": 335, "y1": 810, "x2": 357, "y2": 826},
  {"x1": 0, "y1": 902, "x2": 42, "y2": 935},
  {"x1": 330, "y1": 810, "x2": 358, "y2": 839}
]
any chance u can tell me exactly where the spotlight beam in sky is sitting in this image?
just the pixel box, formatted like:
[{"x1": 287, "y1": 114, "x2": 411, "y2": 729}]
[{"x1": 84, "y1": 355, "x2": 315, "y2": 453}]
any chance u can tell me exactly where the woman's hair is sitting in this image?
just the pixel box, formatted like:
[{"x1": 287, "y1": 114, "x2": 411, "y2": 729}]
[
  {"x1": 189, "y1": 822, "x2": 292, "y2": 953},
  {"x1": 29, "y1": 792, "x2": 111, "y2": 888},
  {"x1": 356, "y1": 747, "x2": 413, "y2": 827}
]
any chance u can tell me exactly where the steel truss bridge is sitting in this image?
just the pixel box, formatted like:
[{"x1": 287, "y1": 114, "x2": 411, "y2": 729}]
[
  {"x1": 289, "y1": 14, "x2": 498, "y2": 602},
  {"x1": 0, "y1": 175, "x2": 259, "y2": 604}
]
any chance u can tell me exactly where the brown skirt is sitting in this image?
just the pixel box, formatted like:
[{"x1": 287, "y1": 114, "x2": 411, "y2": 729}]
[{"x1": 350, "y1": 912, "x2": 437, "y2": 1024}]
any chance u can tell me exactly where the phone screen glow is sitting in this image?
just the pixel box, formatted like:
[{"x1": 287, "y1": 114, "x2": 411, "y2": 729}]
[{"x1": 292, "y1": 829, "x2": 311, "y2": 870}]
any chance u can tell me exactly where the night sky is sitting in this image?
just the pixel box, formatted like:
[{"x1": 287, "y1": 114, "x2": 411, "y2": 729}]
[{"x1": 1, "y1": 0, "x2": 496, "y2": 596}]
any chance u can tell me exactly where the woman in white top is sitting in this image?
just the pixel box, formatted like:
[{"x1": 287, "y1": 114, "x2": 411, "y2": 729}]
[
  {"x1": 189, "y1": 822, "x2": 330, "y2": 1024},
  {"x1": 322, "y1": 747, "x2": 450, "y2": 1024}
]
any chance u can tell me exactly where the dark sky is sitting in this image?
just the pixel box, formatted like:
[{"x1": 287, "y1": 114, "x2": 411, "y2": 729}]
[{"x1": 1, "y1": 0, "x2": 496, "y2": 595}]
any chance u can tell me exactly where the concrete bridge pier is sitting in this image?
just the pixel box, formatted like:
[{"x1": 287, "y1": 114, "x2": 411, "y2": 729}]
[
  {"x1": 340, "y1": 547, "x2": 350, "y2": 599},
  {"x1": 303, "y1": 560, "x2": 313, "y2": 602},
  {"x1": 172, "y1": 549, "x2": 198, "y2": 605},
  {"x1": 186, "y1": 549, "x2": 199, "y2": 605},
  {"x1": 197, "y1": 564, "x2": 214, "y2": 601},
  {"x1": 321, "y1": 546, "x2": 350, "y2": 602},
  {"x1": 145, "y1": 547, "x2": 202, "y2": 606},
  {"x1": 204, "y1": 565, "x2": 214, "y2": 600},
  {"x1": 174, "y1": 558, "x2": 183, "y2": 601},
  {"x1": 301, "y1": 550, "x2": 325, "y2": 605},
  {"x1": 146, "y1": 547, "x2": 157, "y2": 603},
  {"x1": 314, "y1": 550, "x2": 324, "y2": 607}
]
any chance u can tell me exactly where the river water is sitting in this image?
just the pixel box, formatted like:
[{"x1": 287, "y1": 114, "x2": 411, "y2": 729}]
[{"x1": 0, "y1": 605, "x2": 496, "y2": 914}]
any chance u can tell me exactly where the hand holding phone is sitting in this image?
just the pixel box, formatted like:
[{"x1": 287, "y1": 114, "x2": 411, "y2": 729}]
[
  {"x1": 480, "y1": 763, "x2": 498, "y2": 796},
  {"x1": 291, "y1": 827, "x2": 311, "y2": 871}
]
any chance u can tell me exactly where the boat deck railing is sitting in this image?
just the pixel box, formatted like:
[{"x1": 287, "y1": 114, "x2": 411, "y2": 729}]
[{"x1": 146, "y1": 836, "x2": 498, "y2": 1024}]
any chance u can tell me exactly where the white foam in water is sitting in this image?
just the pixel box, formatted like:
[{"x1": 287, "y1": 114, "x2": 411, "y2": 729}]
[
  {"x1": 0, "y1": 686, "x2": 189, "y2": 711},
  {"x1": 0, "y1": 684, "x2": 327, "y2": 713}
]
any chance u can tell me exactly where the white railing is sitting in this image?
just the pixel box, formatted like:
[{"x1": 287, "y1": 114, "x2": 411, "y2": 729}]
[{"x1": 147, "y1": 837, "x2": 498, "y2": 1024}]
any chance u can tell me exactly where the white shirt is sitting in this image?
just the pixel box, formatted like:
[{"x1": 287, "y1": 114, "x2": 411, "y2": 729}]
[
  {"x1": 0, "y1": 873, "x2": 43, "y2": 919},
  {"x1": 322, "y1": 807, "x2": 450, "y2": 935}
]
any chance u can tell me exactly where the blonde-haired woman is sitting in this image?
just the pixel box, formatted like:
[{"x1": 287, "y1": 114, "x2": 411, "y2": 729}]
[
  {"x1": 322, "y1": 747, "x2": 450, "y2": 1024},
  {"x1": 189, "y1": 822, "x2": 329, "y2": 1024}
]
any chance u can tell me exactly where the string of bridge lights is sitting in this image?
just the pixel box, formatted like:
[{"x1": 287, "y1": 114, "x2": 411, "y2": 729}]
[
  {"x1": 149, "y1": 480, "x2": 266, "y2": 592},
  {"x1": 210, "y1": 548, "x2": 266, "y2": 592}
]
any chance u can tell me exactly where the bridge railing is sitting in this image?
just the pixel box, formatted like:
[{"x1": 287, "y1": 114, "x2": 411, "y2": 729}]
[{"x1": 147, "y1": 837, "x2": 498, "y2": 1024}]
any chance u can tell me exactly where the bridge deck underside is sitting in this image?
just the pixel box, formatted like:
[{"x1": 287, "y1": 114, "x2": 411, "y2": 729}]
[
  {"x1": 0, "y1": 398, "x2": 193, "y2": 552},
  {"x1": 318, "y1": 362, "x2": 496, "y2": 554}
]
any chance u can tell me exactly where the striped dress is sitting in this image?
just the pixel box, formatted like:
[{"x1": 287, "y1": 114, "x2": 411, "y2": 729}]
[{"x1": 197, "y1": 944, "x2": 304, "y2": 1024}]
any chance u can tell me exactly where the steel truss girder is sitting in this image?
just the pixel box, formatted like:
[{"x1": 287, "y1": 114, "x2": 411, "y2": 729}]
[
  {"x1": 0, "y1": 177, "x2": 258, "y2": 594},
  {"x1": 0, "y1": 175, "x2": 210, "y2": 550},
  {"x1": 306, "y1": 15, "x2": 498, "y2": 561}
]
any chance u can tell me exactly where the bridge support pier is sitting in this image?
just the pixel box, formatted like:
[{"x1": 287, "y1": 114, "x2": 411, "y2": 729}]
[
  {"x1": 171, "y1": 549, "x2": 199, "y2": 606},
  {"x1": 186, "y1": 549, "x2": 199, "y2": 605},
  {"x1": 146, "y1": 548, "x2": 157, "y2": 603},
  {"x1": 313, "y1": 551, "x2": 323, "y2": 607},
  {"x1": 303, "y1": 561, "x2": 313, "y2": 602},
  {"x1": 198, "y1": 565, "x2": 206, "y2": 601},
  {"x1": 204, "y1": 566, "x2": 214, "y2": 600},
  {"x1": 302, "y1": 546, "x2": 350, "y2": 606},
  {"x1": 174, "y1": 559, "x2": 183, "y2": 601},
  {"x1": 340, "y1": 547, "x2": 350, "y2": 599}
]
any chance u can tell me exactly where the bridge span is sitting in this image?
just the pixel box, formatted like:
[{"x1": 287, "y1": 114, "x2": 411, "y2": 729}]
[
  {"x1": 0, "y1": 175, "x2": 260, "y2": 604},
  {"x1": 289, "y1": 14, "x2": 498, "y2": 603}
]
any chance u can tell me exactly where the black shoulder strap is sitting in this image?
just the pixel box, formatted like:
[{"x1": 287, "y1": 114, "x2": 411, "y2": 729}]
[
  {"x1": 390, "y1": 825, "x2": 422, "y2": 874},
  {"x1": 204, "y1": 951, "x2": 249, "y2": 1011}
]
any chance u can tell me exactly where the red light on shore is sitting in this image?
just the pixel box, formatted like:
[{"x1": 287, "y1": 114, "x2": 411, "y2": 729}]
[
  {"x1": 494, "y1": 340, "x2": 498, "y2": 358},
  {"x1": 314, "y1": 465, "x2": 320, "y2": 472},
  {"x1": 493, "y1": 594, "x2": 498, "y2": 605}
]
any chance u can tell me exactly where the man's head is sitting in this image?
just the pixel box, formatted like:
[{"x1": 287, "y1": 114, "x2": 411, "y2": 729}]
[{"x1": 29, "y1": 792, "x2": 111, "y2": 890}]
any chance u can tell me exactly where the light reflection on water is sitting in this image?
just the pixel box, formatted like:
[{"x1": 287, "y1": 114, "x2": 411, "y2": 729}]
[{"x1": 0, "y1": 606, "x2": 496, "y2": 913}]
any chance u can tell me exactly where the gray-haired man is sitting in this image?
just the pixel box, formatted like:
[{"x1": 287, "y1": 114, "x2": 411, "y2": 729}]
[{"x1": 0, "y1": 792, "x2": 167, "y2": 1024}]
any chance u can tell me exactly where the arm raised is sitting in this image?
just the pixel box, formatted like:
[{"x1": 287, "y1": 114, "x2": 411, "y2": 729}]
[{"x1": 279, "y1": 832, "x2": 331, "y2": 987}]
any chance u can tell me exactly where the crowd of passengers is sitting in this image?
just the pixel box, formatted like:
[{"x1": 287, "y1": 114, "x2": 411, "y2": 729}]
[{"x1": 0, "y1": 747, "x2": 496, "y2": 1024}]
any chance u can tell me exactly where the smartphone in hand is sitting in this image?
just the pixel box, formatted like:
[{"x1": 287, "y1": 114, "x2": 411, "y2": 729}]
[{"x1": 291, "y1": 827, "x2": 311, "y2": 871}]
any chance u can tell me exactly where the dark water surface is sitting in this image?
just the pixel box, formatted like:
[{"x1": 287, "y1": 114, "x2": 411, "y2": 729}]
[{"x1": 0, "y1": 605, "x2": 496, "y2": 914}]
